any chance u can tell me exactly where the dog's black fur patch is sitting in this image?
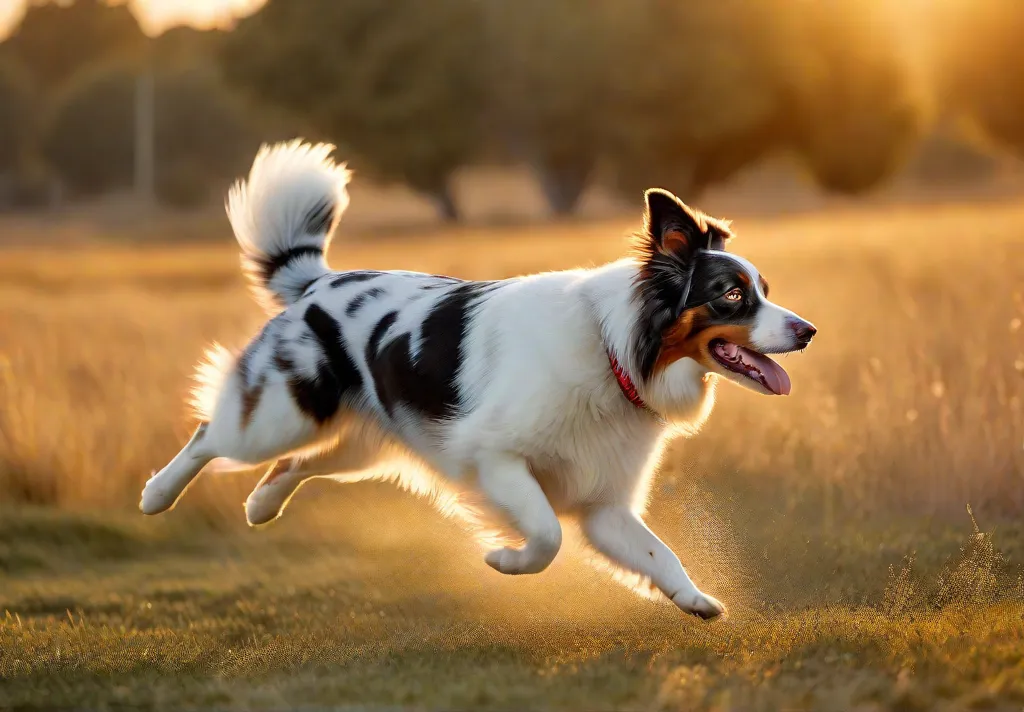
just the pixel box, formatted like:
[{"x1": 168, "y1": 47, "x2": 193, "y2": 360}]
[
  {"x1": 330, "y1": 271, "x2": 382, "y2": 289},
  {"x1": 257, "y1": 246, "x2": 323, "y2": 287},
  {"x1": 271, "y1": 305, "x2": 364, "y2": 424},
  {"x1": 304, "y1": 302, "x2": 364, "y2": 399},
  {"x1": 368, "y1": 283, "x2": 494, "y2": 420},
  {"x1": 421, "y1": 275, "x2": 462, "y2": 289},
  {"x1": 685, "y1": 253, "x2": 761, "y2": 322},
  {"x1": 366, "y1": 311, "x2": 399, "y2": 361},
  {"x1": 345, "y1": 287, "x2": 386, "y2": 317}
]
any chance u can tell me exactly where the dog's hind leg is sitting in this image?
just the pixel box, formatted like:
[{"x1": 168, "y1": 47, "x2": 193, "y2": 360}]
[
  {"x1": 141, "y1": 368, "x2": 324, "y2": 516},
  {"x1": 243, "y1": 457, "x2": 336, "y2": 526},
  {"x1": 477, "y1": 453, "x2": 562, "y2": 575},
  {"x1": 244, "y1": 458, "x2": 306, "y2": 526},
  {"x1": 244, "y1": 433, "x2": 387, "y2": 526},
  {"x1": 140, "y1": 423, "x2": 214, "y2": 515},
  {"x1": 244, "y1": 457, "x2": 376, "y2": 526},
  {"x1": 582, "y1": 506, "x2": 726, "y2": 620}
]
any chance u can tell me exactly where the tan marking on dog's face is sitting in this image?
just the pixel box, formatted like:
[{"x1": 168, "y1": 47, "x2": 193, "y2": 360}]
[{"x1": 653, "y1": 305, "x2": 757, "y2": 373}]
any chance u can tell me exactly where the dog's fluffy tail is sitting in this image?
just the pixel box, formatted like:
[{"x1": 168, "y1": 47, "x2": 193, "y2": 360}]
[{"x1": 227, "y1": 140, "x2": 351, "y2": 313}]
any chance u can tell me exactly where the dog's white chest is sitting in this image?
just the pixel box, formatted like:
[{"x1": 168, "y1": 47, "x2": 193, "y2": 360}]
[{"x1": 521, "y1": 410, "x2": 664, "y2": 512}]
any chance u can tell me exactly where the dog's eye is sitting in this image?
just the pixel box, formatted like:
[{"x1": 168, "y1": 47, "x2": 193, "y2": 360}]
[{"x1": 724, "y1": 288, "x2": 743, "y2": 302}]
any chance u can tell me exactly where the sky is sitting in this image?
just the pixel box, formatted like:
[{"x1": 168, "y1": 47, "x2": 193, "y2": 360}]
[{"x1": 0, "y1": 0, "x2": 269, "y2": 37}]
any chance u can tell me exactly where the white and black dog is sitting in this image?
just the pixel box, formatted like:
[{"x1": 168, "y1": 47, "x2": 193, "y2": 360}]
[{"x1": 141, "y1": 140, "x2": 816, "y2": 620}]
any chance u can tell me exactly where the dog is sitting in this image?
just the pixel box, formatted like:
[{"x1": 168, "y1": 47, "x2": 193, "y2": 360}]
[{"x1": 140, "y1": 140, "x2": 816, "y2": 620}]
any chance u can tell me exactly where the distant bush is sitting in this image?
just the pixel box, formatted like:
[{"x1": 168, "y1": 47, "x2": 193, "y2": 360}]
[{"x1": 40, "y1": 63, "x2": 258, "y2": 206}]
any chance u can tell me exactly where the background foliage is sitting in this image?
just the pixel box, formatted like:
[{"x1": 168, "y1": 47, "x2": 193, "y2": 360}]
[{"x1": 1, "y1": 0, "x2": 1023, "y2": 215}]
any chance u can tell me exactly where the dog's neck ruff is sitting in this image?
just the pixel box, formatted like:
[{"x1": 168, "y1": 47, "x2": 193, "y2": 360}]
[{"x1": 608, "y1": 353, "x2": 664, "y2": 423}]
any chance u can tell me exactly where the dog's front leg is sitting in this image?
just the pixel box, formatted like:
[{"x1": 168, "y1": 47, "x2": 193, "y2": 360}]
[
  {"x1": 477, "y1": 453, "x2": 562, "y2": 575},
  {"x1": 583, "y1": 506, "x2": 726, "y2": 620}
]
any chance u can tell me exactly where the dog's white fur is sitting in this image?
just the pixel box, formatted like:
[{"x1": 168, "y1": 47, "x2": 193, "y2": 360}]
[{"x1": 141, "y1": 140, "x2": 812, "y2": 620}]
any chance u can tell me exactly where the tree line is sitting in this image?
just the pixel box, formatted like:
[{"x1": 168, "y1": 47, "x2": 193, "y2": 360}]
[{"x1": 1, "y1": 0, "x2": 1023, "y2": 218}]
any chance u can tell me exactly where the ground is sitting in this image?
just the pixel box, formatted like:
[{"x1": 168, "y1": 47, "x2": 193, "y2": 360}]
[
  {"x1": 3, "y1": 502, "x2": 1023, "y2": 711},
  {"x1": 2, "y1": 201, "x2": 1024, "y2": 710}
]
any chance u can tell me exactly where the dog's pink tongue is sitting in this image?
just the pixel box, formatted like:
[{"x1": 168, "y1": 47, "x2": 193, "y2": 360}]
[{"x1": 739, "y1": 347, "x2": 792, "y2": 396}]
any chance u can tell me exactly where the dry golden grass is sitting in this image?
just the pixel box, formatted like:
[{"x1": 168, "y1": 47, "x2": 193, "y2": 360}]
[
  {"x1": 2, "y1": 201, "x2": 1024, "y2": 710},
  {"x1": 2, "y1": 201, "x2": 1023, "y2": 517}
]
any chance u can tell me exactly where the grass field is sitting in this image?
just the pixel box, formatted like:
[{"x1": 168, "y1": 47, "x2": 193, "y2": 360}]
[{"x1": 2, "y1": 201, "x2": 1024, "y2": 710}]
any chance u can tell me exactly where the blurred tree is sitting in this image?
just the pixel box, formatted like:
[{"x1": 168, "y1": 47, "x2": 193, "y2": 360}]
[
  {"x1": 485, "y1": 0, "x2": 616, "y2": 215},
  {"x1": 932, "y1": 0, "x2": 1024, "y2": 157},
  {"x1": 600, "y1": 0, "x2": 791, "y2": 202},
  {"x1": 0, "y1": 58, "x2": 34, "y2": 176},
  {"x1": 599, "y1": 0, "x2": 922, "y2": 201},
  {"x1": 41, "y1": 63, "x2": 258, "y2": 207},
  {"x1": 1, "y1": 0, "x2": 144, "y2": 92},
  {"x1": 221, "y1": 0, "x2": 486, "y2": 221},
  {"x1": 908, "y1": 125, "x2": 1000, "y2": 187},
  {"x1": 782, "y1": 2, "x2": 923, "y2": 193},
  {"x1": 151, "y1": 25, "x2": 227, "y2": 70}
]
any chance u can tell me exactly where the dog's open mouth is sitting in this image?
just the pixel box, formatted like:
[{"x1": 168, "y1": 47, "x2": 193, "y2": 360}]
[{"x1": 710, "y1": 339, "x2": 791, "y2": 396}]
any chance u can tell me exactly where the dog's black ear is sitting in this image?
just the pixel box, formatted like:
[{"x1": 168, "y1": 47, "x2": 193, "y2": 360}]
[{"x1": 641, "y1": 188, "x2": 732, "y2": 259}]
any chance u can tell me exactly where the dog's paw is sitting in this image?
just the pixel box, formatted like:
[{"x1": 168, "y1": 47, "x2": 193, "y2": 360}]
[
  {"x1": 244, "y1": 486, "x2": 285, "y2": 527},
  {"x1": 485, "y1": 547, "x2": 526, "y2": 575},
  {"x1": 484, "y1": 546, "x2": 553, "y2": 575},
  {"x1": 139, "y1": 472, "x2": 175, "y2": 515},
  {"x1": 671, "y1": 590, "x2": 727, "y2": 621}
]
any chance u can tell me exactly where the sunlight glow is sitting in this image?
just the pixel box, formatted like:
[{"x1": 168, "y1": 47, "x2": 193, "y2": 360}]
[
  {"x1": 0, "y1": 0, "x2": 269, "y2": 38},
  {"x1": 0, "y1": 1, "x2": 26, "y2": 39},
  {"x1": 125, "y1": 0, "x2": 267, "y2": 36}
]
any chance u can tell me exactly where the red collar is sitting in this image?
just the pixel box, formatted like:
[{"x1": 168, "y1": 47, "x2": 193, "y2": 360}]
[{"x1": 608, "y1": 353, "x2": 662, "y2": 421}]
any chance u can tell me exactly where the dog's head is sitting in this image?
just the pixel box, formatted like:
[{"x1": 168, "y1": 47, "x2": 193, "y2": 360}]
[{"x1": 632, "y1": 188, "x2": 816, "y2": 398}]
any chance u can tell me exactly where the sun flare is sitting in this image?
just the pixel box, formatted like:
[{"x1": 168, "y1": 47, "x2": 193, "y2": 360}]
[
  {"x1": 124, "y1": 0, "x2": 267, "y2": 35},
  {"x1": 0, "y1": 0, "x2": 269, "y2": 38}
]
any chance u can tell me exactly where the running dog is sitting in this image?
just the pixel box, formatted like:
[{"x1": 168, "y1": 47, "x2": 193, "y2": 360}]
[{"x1": 141, "y1": 140, "x2": 817, "y2": 620}]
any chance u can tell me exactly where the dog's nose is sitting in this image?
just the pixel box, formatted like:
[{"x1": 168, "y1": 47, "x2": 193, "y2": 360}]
[{"x1": 788, "y1": 318, "x2": 817, "y2": 346}]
